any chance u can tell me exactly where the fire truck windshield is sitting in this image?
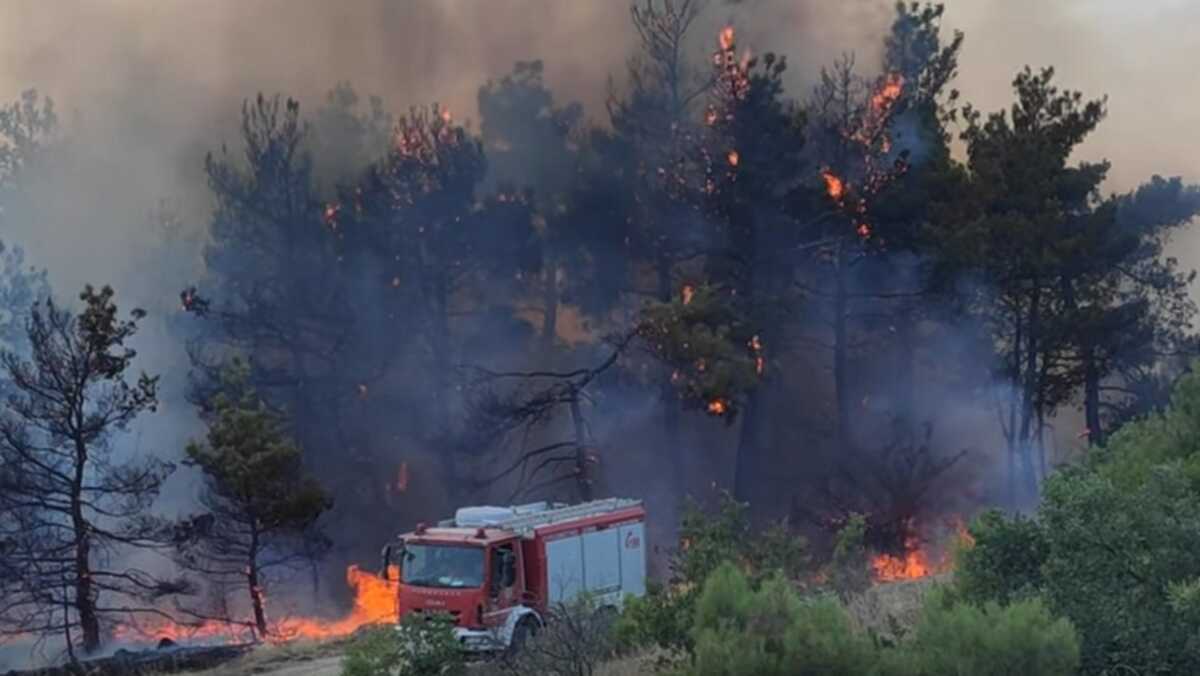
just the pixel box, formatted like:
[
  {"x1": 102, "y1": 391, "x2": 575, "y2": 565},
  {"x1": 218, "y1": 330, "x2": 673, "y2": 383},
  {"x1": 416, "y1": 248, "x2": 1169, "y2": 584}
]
[{"x1": 400, "y1": 544, "x2": 485, "y2": 589}]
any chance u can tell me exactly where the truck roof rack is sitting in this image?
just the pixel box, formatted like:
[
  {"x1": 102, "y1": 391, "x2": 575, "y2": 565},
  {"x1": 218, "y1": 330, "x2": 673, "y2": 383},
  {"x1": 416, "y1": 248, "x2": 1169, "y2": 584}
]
[{"x1": 493, "y1": 497, "x2": 643, "y2": 537}]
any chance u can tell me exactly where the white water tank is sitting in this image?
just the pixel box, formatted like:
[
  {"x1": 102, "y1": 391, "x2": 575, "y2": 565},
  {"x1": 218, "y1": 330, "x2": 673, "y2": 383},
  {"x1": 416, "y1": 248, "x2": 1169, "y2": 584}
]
[{"x1": 454, "y1": 502, "x2": 552, "y2": 527}]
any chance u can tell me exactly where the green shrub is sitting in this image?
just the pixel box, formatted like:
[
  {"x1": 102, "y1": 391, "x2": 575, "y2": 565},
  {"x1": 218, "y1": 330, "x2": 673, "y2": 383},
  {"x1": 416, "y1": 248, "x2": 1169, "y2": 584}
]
[
  {"x1": 952, "y1": 509, "x2": 1047, "y2": 606},
  {"x1": 897, "y1": 589, "x2": 1080, "y2": 676},
  {"x1": 616, "y1": 491, "x2": 808, "y2": 655},
  {"x1": 687, "y1": 562, "x2": 880, "y2": 676},
  {"x1": 951, "y1": 366, "x2": 1200, "y2": 674},
  {"x1": 341, "y1": 614, "x2": 465, "y2": 676},
  {"x1": 829, "y1": 514, "x2": 871, "y2": 600}
]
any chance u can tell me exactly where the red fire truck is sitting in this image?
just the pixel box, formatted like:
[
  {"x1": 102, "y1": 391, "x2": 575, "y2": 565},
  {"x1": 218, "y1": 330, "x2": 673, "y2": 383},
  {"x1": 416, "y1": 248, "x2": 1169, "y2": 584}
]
[{"x1": 379, "y1": 497, "x2": 647, "y2": 652}]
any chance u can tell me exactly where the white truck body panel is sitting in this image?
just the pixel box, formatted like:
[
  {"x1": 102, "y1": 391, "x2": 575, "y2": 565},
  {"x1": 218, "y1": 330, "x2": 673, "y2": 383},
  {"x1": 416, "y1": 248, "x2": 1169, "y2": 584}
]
[
  {"x1": 546, "y1": 535, "x2": 585, "y2": 604},
  {"x1": 545, "y1": 521, "x2": 646, "y2": 609},
  {"x1": 617, "y1": 522, "x2": 646, "y2": 599}
]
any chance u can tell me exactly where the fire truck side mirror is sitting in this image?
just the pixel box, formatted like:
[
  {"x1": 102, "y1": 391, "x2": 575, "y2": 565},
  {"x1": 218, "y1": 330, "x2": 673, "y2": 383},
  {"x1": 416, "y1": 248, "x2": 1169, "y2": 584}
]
[{"x1": 379, "y1": 544, "x2": 392, "y2": 580}]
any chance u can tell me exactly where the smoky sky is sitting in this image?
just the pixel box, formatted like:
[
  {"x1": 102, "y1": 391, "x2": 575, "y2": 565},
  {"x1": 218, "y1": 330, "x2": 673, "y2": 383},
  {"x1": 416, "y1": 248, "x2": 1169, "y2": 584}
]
[
  {"x1": 0, "y1": 0, "x2": 1193, "y2": 479},
  {"x1": 1, "y1": 0, "x2": 1196, "y2": 292}
]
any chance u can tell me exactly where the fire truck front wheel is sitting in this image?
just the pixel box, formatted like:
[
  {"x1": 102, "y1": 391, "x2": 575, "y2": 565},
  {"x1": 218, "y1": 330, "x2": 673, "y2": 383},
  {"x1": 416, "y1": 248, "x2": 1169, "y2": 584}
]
[{"x1": 508, "y1": 616, "x2": 539, "y2": 655}]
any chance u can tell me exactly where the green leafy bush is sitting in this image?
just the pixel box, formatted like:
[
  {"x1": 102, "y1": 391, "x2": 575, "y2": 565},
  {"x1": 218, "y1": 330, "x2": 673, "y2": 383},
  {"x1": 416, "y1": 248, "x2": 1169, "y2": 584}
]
[
  {"x1": 829, "y1": 514, "x2": 872, "y2": 600},
  {"x1": 341, "y1": 614, "x2": 465, "y2": 676},
  {"x1": 687, "y1": 563, "x2": 880, "y2": 676},
  {"x1": 894, "y1": 589, "x2": 1080, "y2": 676},
  {"x1": 953, "y1": 366, "x2": 1200, "y2": 674},
  {"x1": 952, "y1": 509, "x2": 1047, "y2": 606},
  {"x1": 615, "y1": 491, "x2": 807, "y2": 656}
]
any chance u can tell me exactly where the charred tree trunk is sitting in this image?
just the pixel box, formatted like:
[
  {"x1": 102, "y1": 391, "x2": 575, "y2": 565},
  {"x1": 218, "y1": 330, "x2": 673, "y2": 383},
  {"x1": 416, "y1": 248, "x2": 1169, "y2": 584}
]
[
  {"x1": 893, "y1": 304, "x2": 916, "y2": 425},
  {"x1": 569, "y1": 395, "x2": 592, "y2": 502},
  {"x1": 431, "y1": 272, "x2": 451, "y2": 431},
  {"x1": 71, "y1": 439, "x2": 100, "y2": 654},
  {"x1": 247, "y1": 529, "x2": 268, "y2": 639},
  {"x1": 540, "y1": 264, "x2": 559, "y2": 355},
  {"x1": 1062, "y1": 275, "x2": 1104, "y2": 447},
  {"x1": 733, "y1": 386, "x2": 761, "y2": 504},
  {"x1": 833, "y1": 241, "x2": 851, "y2": 452},
  {"x1": 1017, "y1": 285, "x2": 1042, "y2": 505},
  {"x1": 1083, "y1": 350, "x2": 1102, "y2": 446},
  {"x1": 655, "y1": 256, "x2": 681, "y2": 485}
]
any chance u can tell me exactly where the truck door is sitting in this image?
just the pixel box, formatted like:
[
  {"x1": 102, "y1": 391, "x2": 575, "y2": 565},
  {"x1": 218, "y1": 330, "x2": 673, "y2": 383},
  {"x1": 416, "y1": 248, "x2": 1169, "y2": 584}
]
[{"x1": 486, "y1": 542, "x2": 520, "y2": 624}]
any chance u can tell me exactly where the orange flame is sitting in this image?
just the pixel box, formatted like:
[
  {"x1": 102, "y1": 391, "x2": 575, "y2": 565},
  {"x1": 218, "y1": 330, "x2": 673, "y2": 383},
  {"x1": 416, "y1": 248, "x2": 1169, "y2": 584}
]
[
  {"x1": 871, "y1": 536, "x2": 932, "y2": 582},
  {"x1": 821, "y1": 169, "x2": 845, "y2": 203},
  {"x1": 113, "y1": 565, "x2": 398, "y2": 645},
  {"x1": 323, "y1": 202, "x2": 341, "y2": 229},
  {"x1": 870, "y1": 73, "x2": 904, "y2": 115},
  {"x1": 718, "y1": 26, "x2": 735, "y2": 51},
  {"x1": 870, "y1": 517, "x2": 975, "y2": 583},
  {"x1": 681, "y1": 284, "x2": 695, "y2": 305},
  {"x1": 707, "y1": 399, "x2": 728, "y2": 415},
  {"x1": 727, "y1": 150, "x2": 740, "y2": 167}
]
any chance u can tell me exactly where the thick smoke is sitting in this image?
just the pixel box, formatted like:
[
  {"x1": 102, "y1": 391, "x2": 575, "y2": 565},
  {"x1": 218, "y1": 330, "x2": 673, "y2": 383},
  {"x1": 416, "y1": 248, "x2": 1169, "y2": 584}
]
[{"x1": 0, "y1": 0, "x2": 1196, "y2": 667}]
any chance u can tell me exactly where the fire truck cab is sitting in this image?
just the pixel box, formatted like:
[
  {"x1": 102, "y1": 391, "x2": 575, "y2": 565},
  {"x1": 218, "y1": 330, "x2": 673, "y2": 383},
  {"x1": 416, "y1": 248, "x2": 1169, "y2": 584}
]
[{"x1": 379, "y1": 497, "x2": 646, "y2": 652}]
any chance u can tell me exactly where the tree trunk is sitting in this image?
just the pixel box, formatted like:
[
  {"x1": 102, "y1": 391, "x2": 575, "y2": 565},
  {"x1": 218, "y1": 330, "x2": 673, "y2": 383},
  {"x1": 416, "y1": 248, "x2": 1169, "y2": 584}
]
[
  {"x1": 733, "y1": 386, "x2": 761, "y2": 504},
  {"x1": 540, "y1": 263, "x2": 559, "y2": 355},
  {"x1": 71, "y1": 440, "x2": 100, "y2": 654},
  {"x1": 1083, "y1": 350, "x2": 1102, "y2": 446},
  {"x1": 1017, "y1": 286, "x2": 1042, "y2": 505},
  {"x1": 833, "y1": 242, "x2": 851, "y2": 451},
  {"x1": 569, "y1": 395, "x2": 592, "y2": 502},
  {"x1": 1062, "y1": 275, "x2": 1104, "y2": 447},
  {"x1": 893, "y1": 304, "x2": 916, "y2": 424},
  {"x1": 655, "y1": 256, "x2": 681, "y2": 486},
  {"x1": 247, "y1": 531, "x2": 268, "y2": 639}
]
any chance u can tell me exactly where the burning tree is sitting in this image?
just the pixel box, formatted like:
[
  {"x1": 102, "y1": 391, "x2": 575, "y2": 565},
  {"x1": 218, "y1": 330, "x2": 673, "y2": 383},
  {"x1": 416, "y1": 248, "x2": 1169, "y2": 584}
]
[
  {"x1": 693, "y1": 25, "x2": 807, "y2": 501},
  {"x1": 172, "y1": 360, "x2": 332, "y2": 639},
  {"x1": 607, "y1": 0, "x2": 713, "y2": 455},
  {"x1": 0, "y1": 285, "x2": 177, "y2": 656},
  {"x1": 801, "y1": 1, "x2": 964, "y2": 451}
]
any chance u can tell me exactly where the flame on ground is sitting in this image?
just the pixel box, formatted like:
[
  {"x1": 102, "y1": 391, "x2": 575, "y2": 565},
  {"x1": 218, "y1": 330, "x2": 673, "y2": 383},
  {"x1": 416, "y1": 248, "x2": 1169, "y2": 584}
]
[
  {"x1": 113, "y1": 565, "x2": 398, "y2": 646},
  {"x1": 871, "y1": 518, "x2": 974, "y2": 583}
]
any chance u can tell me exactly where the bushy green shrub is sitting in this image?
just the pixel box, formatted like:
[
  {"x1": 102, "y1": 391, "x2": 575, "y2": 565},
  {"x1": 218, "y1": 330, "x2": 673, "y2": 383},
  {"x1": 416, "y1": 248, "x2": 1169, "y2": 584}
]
[
  {"x1": 829, "y1": 514, "x2": 871, "y2": 600},
  {"x1": 687, "y1": 563, "x2": 880, "y2": 676},
  {"x1": 341, "y1": 614, "x2": 465, "y2": 676},
  {"x1": 615, "y1": 491, "x2": 807, "y2": 656},
  {"x1": 952, "y1": 365, "x2": 1200, "y2": 674},
  {"x1": 894, "y1": 588, "x2": 1080, "y2": 676},
  {"x1": 952, "y1": 509, "x2": 1047, "y2": 606}
]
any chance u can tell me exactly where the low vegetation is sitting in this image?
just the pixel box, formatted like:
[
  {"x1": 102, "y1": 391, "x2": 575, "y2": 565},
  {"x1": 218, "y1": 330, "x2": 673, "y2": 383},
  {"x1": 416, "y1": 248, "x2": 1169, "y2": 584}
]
[{"x1": 950, "y1": 364, "x2": 1200, "y2": 675}]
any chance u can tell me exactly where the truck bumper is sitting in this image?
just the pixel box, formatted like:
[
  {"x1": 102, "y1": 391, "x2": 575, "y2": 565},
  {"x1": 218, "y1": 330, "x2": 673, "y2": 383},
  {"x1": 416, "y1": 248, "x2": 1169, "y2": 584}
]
[{"x1": 453, "y1": 627, "x2": 504, "y2": 652}]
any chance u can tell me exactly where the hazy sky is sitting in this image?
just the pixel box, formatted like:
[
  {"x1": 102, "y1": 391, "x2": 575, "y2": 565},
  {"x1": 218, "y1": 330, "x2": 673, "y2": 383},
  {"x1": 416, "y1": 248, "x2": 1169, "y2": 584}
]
[{"x1": 0, "y1": 0, "x2": 1196, "y2": 294}]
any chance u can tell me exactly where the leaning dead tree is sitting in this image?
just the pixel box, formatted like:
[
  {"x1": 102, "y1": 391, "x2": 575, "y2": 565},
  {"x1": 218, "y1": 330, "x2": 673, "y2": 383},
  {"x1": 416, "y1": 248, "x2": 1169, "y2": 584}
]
[
  {"x1": 0, "y1": 286, "x2": 182, "y2": 657},
  {"x1": 460, "y1": 332, "x2": 636, "y2": 503}
]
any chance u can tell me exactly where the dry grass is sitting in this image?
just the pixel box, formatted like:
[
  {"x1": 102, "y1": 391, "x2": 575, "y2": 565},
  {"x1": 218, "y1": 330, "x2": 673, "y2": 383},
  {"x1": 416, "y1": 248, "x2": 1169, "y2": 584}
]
[
  {"x1": 144, "y1": 639, "x2": 348, "y2": 676},
  {"x1": 843, "y1": 573, "x2": 949, "y2": 644}
]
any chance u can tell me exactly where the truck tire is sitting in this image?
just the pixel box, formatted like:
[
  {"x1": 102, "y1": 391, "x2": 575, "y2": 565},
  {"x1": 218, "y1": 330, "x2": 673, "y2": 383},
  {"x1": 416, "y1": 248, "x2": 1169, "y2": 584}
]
[
  {"x1": 508, "y1": 616, "x2": 538, "y2": 656},
  {"x1": 596, "y1": 605, "x2": 619, "y2": 633}
]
